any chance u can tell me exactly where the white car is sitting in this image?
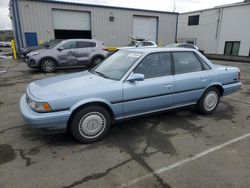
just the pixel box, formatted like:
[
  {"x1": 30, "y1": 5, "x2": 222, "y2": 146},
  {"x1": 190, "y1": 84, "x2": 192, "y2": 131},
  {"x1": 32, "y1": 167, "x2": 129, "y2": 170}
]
[
  {"x1": 124, "y1": 40, "x2": 158, "y2": 48},
  {"x1": 165, "y1": 43, "x2": 199, "y2": 50}
]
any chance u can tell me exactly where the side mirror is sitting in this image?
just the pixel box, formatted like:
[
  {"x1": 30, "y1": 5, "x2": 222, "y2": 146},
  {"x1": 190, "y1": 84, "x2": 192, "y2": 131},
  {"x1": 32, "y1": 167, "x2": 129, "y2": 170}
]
[
  {"x1": 127, "y1": 73, "x2": 144, "y2": 82},
  {"x1": 57, "y1": 47, "x2": 64, "y2": 51}
]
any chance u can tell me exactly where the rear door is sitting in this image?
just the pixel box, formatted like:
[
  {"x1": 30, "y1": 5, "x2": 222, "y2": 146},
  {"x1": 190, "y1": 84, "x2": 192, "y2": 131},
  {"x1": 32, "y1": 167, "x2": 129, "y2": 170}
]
[
  {"x1": 75, "y1": 41, "x2": 97, "y2": 65},
  {"x1": 123, "y1": 52, "x2": 174, "y2": 116},
  {"x1": 57, "y1": 41, "x2": 78, "y2": 66},
  {"x1": 172, "y1": 51, "x2": 210, "y2": 105}
]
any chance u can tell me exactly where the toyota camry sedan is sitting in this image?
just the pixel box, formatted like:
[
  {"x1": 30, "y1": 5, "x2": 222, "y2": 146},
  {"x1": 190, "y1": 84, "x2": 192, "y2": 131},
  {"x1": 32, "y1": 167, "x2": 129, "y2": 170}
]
[{"x1": 20, "y1": 48, "x2": 241, "y2": 143}]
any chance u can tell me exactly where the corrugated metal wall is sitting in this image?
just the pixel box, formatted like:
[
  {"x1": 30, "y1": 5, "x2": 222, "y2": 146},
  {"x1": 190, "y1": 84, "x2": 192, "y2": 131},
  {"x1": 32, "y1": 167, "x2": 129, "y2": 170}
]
[{"x1": 17, "y1": 0, "x2": 177, "y2": 47}]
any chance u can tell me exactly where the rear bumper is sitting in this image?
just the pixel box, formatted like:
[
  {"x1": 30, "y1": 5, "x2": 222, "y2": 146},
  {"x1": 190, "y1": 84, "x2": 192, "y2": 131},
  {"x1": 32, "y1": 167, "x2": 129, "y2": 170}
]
[
  {"x1": 20, "y1": 95, "x2": 71, "y2": 133},
  {"x1": 223, "y1": 82, "x2": 242, "y2": 96}
]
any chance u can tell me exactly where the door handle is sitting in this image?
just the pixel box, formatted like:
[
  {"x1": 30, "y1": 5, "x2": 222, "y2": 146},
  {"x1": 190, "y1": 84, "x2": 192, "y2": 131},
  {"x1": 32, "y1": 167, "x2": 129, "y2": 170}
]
[
  {"x1": 201, "y1": 78, "x2": 208, "y2": 82},
  {"x1": 164, "y1": 83, "x2": 172, "y2": 88}
]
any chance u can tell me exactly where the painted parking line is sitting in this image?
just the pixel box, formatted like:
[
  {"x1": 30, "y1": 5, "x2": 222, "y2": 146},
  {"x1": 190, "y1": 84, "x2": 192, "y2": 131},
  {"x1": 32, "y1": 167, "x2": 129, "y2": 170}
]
[{"x1": 121, "y1": 133, "x2": 250, "y2": 187}]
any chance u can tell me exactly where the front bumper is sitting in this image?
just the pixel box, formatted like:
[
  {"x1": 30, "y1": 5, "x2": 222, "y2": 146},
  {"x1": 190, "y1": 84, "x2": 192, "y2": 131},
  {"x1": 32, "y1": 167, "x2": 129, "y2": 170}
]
[
  {"x1": 25, "y1": 56, "x2": 40, "y2": 68},
  {"x1": 20, "y1": 95, "x2": 71, "y2": 132}
]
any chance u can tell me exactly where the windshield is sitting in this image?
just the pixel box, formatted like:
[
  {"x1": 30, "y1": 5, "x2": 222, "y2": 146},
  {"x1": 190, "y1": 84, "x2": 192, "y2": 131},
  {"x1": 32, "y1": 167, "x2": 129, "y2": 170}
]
[
  {"x1": 91, "y1": 50, "x2": 142, "y2": 80},
  {"x1": 127, "y1": 41, "x2": 136, "y2": 47},
  {"x1": 47, "y1": 40, "x2": 62, "y2": 49}
]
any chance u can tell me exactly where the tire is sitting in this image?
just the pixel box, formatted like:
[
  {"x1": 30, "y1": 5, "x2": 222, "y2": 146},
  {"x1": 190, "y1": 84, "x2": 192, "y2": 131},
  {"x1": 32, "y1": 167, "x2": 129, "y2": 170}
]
[
  {"x1": 196, "y1": 87, "x2": 220, "y2": 114},
  {"x1": 70, "y1": 106, "x2": 111, "y2": 143},
  {"x1": 40, "y1": 58, "x2": 56, "y2": 73},
  {"x1": 90, "y1": 56, "x2": 104, "y2": 67}
]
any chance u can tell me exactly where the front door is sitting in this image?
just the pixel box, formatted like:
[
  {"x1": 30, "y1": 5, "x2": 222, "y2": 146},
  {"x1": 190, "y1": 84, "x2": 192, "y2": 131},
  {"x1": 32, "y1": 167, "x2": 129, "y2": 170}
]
[{"x1": 123, "y1": 52, "x2": 174, "y2": 117}]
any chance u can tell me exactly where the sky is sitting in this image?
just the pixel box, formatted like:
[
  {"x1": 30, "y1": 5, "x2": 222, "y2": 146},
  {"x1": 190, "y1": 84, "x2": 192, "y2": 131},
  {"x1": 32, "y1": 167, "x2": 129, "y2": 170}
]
[{"x1": 0, "y1": 0, "x2": 243, "y2": 30}]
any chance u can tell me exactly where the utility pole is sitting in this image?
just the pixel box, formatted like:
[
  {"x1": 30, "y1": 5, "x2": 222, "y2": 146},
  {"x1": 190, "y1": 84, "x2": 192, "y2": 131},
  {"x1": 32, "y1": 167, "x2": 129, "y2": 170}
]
[{"x1": 173, "y1": 0, "x2": 176, "y2": 12}]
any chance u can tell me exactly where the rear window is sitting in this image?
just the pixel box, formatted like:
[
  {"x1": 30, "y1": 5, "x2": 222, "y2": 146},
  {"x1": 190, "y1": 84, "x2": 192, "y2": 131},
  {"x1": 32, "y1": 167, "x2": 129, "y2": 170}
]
[
  {"x1": 143, "y1": 42, "x2": 154, "y2": 46},
  {"x1": 77, "y1": 41, "x2": 96, "y2": 48}
]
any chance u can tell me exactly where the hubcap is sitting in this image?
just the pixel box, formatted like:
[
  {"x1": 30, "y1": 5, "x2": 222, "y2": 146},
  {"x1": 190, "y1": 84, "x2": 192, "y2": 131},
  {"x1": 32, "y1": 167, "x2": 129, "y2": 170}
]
[
  {"x1": 42, "y1": 60, "x2": 55, "y2": 72},
  {"x1": 204, "y1": 91, "x2": 218, "y2": 111},
  {"x1": 78, "y1": 112, "x2": 106, "y2": 139}
]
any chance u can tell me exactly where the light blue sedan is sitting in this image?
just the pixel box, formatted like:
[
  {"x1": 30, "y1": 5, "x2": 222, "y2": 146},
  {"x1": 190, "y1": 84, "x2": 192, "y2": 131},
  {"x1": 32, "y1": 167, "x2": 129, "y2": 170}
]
[{"x1": 20, "y1": 48, "x2": 241, "y2": 143}]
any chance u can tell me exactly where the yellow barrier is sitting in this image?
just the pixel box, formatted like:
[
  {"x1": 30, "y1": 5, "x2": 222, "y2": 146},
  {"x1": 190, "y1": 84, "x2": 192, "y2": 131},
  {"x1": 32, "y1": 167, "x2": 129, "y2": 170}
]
[
  {"x1": 106, "y1": 47, "x2": 118, "y2": 52},
  {"x1": 11, "y1": 40, "x2": 17, "y2": 60},
  {"x1": 38, "y1": 39, "x2": 44, "y2": 45}
]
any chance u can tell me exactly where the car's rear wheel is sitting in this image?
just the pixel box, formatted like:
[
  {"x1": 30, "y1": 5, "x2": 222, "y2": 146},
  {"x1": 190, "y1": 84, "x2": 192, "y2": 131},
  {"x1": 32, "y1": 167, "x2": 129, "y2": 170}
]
[
  {"x1": 196, "y1": 87, "x2": 220, "y2": 114},
  {"x1": 40, "y1": 58, "x2": 56, "y2": 73},
  {"x1": 70, "y1": 106, "x2": 111, "y2": 143},
  {"x1": 91, "y1": 56, "x2": 104, "y2": 67}
]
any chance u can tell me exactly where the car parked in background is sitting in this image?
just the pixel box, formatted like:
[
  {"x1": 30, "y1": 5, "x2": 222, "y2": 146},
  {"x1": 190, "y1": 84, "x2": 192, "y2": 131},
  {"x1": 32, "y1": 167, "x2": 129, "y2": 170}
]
[
  {"x1": 26, "y1": 39, "x2": 108, "y2": 73},
  {"x1": 20, "y1": 48, "x2": 241, "y2": 143},
  {"x1": 125, "y1": 40, "x2": 157, "y2": 48},
  {"x1": 20, "y1": 39, "x2": 62, "y2": 58},
  {"x1": 107, "y1": 36, "x2": 157, "y2": 56},
  {"x1": 166, "y1": 43, "x2": 199, "y2": 50},
  {"x1": 0, "y1": 41, "x2": 11, "y2": 47}
]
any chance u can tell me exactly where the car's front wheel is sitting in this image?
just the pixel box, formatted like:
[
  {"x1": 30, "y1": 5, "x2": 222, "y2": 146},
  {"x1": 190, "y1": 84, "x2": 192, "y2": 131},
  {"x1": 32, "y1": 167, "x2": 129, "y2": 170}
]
[
  {"x1": 196, "y1": 87, "x2": 220, "y2": 114},
  {"x1": 91, "y1": 56, "x2": 104, "y2": 67},
  {"x1": 70, "y1": 106, "x2": 111, "y2": 143},
  {"x1": 40, "y1": 58, "x2": 56, "y2": 73}
]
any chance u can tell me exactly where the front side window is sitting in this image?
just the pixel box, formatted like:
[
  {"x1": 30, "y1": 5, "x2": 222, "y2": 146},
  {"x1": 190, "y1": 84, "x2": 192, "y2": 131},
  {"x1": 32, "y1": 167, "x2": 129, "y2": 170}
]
[
  {"x1": 136, "y1": 42, "x2": 143, "y2": 47},
  {"x1": 61, "y1": 41, "x2": 76, "y2": 50},
  {"x1": 77, "y1": 41, "x2": 96, "y2": 48},
  {"x1": 134, "y1": 52, "x2": 171, "y2": 79},
  {"x1": 173, "y1": 52, "x2": 203, "y2": 74},
  {"x1": 188, "y1": 15, "x2": 199, "y2": 26},
  {"x1": 91, "y1": 50, "x2": 142, "y2": 80}
]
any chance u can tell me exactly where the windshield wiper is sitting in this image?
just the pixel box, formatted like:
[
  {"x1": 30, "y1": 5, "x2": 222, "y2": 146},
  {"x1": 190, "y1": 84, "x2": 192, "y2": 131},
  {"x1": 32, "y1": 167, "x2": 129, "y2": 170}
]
[{"x1": 94, "y1": 71, "x2": 109, "y2": 79}]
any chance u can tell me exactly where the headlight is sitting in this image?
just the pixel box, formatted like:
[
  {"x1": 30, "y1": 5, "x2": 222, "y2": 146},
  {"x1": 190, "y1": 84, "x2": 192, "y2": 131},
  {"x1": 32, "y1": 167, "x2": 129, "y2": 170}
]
[
  {"x1": 27, "y1": 97, "x2": 52, "y2": 113},
  {"x1": 30, "y1": 51, "x2": 40, "y2": 56}
]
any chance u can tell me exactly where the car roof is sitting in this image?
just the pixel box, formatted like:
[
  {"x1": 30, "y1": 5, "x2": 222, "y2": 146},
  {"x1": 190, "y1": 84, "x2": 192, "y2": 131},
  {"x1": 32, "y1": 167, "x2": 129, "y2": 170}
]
[
  {"x1": 60, "y1": 39, "x2": 101, "y2": 43},
  {"x1": 121, "y1": 47, "x2": 196, "y2": 54}
]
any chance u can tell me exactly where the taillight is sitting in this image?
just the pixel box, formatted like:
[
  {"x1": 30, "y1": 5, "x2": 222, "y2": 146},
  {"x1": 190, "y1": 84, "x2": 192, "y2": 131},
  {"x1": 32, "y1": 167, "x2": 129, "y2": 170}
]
[
  {"x1": 238, "y1": 72, "x2": 241, "y2": 80},
  {"x1": 102, "y1": 48, "x2": 109, "y2": 52}
]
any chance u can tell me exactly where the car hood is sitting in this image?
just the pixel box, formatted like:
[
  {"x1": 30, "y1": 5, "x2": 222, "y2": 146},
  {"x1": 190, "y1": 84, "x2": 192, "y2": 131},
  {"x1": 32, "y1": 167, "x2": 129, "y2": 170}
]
[
  {"x1": 21, "y1": 46, "x2": 40, "y2": 52},
  {"x1": 27, "y1": 71, "x2": 116, "y2": 101},
  {"x1": 27, "y1": 48, "x2": 48, "y2": 56}
]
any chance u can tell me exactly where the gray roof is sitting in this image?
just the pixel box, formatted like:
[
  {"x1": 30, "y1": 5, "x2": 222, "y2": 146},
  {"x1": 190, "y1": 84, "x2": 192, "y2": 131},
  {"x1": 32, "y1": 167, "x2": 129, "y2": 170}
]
[
  {"x1": 181, "y1": 1, "x2": 250, "y2": 14},
  {"x1": 22, "y1": 0, "x2": 178, "y2": 15}
]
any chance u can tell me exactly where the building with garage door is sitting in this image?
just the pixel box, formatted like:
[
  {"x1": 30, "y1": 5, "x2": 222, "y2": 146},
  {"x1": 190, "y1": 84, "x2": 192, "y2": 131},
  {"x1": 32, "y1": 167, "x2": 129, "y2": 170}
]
[
  {"x1": 9, "y1": 0, "x2": 178, "y2": 52},
  {"x1": 177, "y1": 0, "x2": 250, "y2": 56}
]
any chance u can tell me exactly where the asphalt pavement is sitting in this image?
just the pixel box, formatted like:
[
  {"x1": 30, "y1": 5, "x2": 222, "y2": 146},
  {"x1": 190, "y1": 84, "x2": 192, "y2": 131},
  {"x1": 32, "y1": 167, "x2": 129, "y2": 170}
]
[{"x1": 0, "y1": 57, "x2": 249, "y2": 188}]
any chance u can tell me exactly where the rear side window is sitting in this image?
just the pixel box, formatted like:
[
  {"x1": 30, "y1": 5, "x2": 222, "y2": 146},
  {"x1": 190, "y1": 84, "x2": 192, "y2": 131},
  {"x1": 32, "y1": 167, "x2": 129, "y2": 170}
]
[
  {"x1": 77, "y1": 41, "x2": 96, "y2": 48},
  {"x1": 134, "y1": 52, "x2": 171, "y2": 79},
  {"x1": 61, "y1": 41, "x2": 76, "y2": 49},
  {"x1": 143, "y1": 42, "x2": 154, "y2": 46},
  {"x1": 172, "y1": 52, "x2": 203, "y2": 74}
]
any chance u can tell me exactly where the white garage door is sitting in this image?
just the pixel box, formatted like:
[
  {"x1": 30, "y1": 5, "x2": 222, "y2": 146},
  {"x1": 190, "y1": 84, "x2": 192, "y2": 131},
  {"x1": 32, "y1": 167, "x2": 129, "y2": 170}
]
[
  {"x1": 52, "y1": 9, "x2": 90, "y2": 30},
  {"x1": 133, "y1": 16, "x2": 158, "y2": 42}
]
